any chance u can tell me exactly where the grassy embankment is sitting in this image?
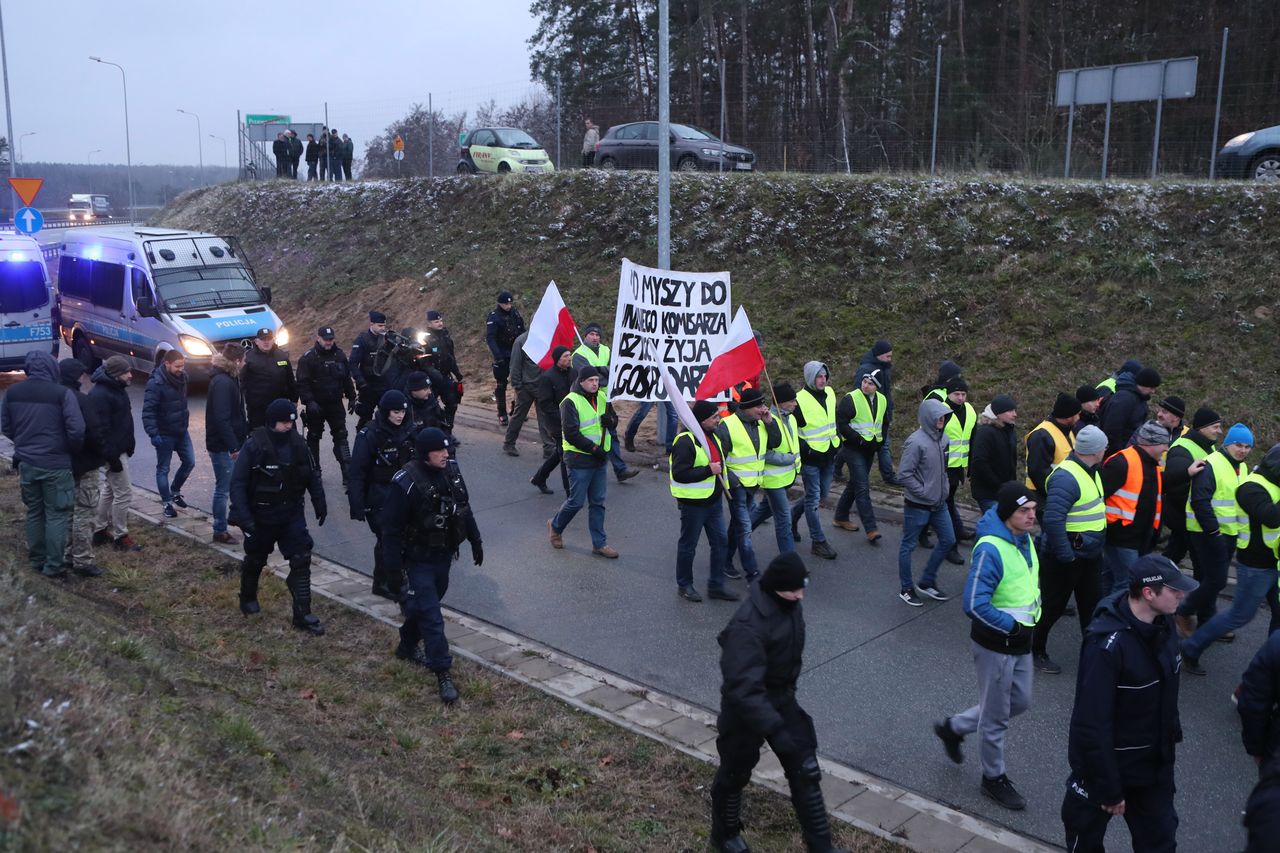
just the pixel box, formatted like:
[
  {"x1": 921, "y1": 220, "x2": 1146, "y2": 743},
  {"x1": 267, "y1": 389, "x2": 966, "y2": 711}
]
[
  {"x1": 160, "y1": 172, "x2": 1280, "y2": 446},
  {"x1": 0, "y1": 471, "x2": 892, "y2": 851}
]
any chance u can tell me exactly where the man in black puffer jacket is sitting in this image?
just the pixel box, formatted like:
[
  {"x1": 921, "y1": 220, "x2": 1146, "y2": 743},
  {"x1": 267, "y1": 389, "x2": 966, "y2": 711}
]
[
  {"x1": 206, "y1": 345, "x2": 248, "y2": 544},
  {"x1": 1240, "y1": 629, "x2": 1280, "y2": 852},
  {"x1": 855, "y1": 339, "x2": 898, "y2": 484},
  {"x1": 142, "y1": 349, "x2": 194, "y2": 518},
  {"x1": 969, "y1": 395, "x2": 1019, "y2": 514},
  {"x1": 88, "y1": 356, "x2": 140, "y2": 551},
  {"x1": 530, "y1": 346, "x2": 572, "y2": 495},
  {"x1": 241, "y1": 327, "x2": 297, "y2": 429},
  {"x1": 58, "y1": 359, "x2": 109, "y2": 576},
  {"x1": 710, "y1": 552, "x2": 848, "y2": 853},
  {"x1": 1062, "y1": 554, "x2": 1196, "y2": 853},
  {"x1": 1101, "y1": 366, "x2": 1162, "y2": 456}
]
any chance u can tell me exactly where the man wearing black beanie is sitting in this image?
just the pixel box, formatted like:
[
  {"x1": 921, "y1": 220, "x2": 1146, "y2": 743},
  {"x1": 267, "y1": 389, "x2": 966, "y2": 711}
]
[{"x1": 710, "y1": 553, "x2": 850, "y2": 853}]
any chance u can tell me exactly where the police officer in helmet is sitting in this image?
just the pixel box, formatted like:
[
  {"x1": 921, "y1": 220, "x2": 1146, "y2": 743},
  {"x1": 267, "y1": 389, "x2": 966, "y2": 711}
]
[
  {"x1": 382, "y1": 427, "x2": 483, "y2": 704},
  {"x1": 230, "y1": 398, "x2": 328, "y2": 635},
  {"x1": 347, "y1": 390, "x2": 416, "y2": 602}
]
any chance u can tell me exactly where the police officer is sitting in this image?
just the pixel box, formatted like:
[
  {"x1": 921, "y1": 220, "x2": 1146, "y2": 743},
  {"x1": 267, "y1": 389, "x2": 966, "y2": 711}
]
[
  {"x1": 230, "y1": 398, "x2": 328, "y2": 635},
  {"x1": 348, "y1": 390, "x2": 416, "y2": 601},
  {"x1": 382, "y1": 427, "x2": 483, "y2": 704},
  {"x1": 710, "y1": 552, "x2": 849, "y2": 853},
  {"x1": 404, "y1": 371, "x2": 447, "y2": 436},
  {"x1": 296, "y1": 326, "x2": 356, "y2": 483},
  {"x1": 425, "y1": 310, "x2": 463, "y2": 428},
  {"x1": 241, "y1": 328, "x2": 298, "y2": 429},
  {"x1": 485, "y1": 291, "x2": 525, "y2": 426},
  {"x1": 349, "y1": 311, "x2": 388, "y2": 432}
]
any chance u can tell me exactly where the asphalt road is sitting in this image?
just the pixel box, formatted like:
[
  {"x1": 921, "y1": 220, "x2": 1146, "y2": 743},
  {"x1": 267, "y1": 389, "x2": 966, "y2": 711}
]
[{"x1": 53, "y1": 379, "x2": 1266, "y2": 850}]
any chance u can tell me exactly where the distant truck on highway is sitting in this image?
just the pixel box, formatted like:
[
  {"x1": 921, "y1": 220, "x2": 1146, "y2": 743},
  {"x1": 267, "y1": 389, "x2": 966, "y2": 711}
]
[{"x1": 67, "y1": 193, "x2": 114, "y2": 221}]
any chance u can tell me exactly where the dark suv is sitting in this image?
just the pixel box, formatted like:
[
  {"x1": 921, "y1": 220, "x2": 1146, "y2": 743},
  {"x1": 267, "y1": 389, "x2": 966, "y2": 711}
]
[{"x1": 595, "y1": 121, "x2": 755, "y2": 172}]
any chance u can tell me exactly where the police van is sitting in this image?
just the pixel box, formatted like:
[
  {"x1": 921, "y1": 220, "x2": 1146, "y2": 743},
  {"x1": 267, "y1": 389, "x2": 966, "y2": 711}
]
[
  {"x1": 0, "y1": 233, "x2": 58, "y2": 371},
  {"x1": 56, "y1": 227, "x2": 289, "y2": 376}
]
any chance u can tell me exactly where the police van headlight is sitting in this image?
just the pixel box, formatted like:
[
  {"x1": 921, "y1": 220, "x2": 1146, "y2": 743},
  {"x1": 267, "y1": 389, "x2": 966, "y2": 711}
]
[
  {"x1": 179, "y1": 335, "x2": 213, "y2": 357},
  {"x1": 274, "y1": 326, "x2": 290, "y2": 347}
]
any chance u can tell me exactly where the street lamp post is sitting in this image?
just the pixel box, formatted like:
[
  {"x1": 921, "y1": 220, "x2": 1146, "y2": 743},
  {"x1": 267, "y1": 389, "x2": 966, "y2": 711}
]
[
  {"x1": 90, "y1": 56, "x2": 135, "y2": 221},
  {"x1": 88, "y1": 148, "x2": 102, "y2": 194},
  {"x1": 208, "y1": 133, "x2": 227, "y2": 173},
  {"x1": 177, "y1": 108, "x2": 203, "y2": 186},
  {"x1": 17, "y1": 130, "x2": 35, "y2": 173}
]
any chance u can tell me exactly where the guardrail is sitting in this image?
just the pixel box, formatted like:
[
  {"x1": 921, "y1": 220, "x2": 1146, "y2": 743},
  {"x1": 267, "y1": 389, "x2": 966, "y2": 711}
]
[{"x1": 0, "y1": 217, "x2": 143, "y2": 233}]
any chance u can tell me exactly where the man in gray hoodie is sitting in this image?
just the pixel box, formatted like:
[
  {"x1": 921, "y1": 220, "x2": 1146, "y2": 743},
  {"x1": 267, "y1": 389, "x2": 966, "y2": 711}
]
[
  {"x1": 897, "y1": 398, "x2": 955, "y2": 605},
  {"x1": 2, "y1": 351, "x2": 86, "y2": 577}
]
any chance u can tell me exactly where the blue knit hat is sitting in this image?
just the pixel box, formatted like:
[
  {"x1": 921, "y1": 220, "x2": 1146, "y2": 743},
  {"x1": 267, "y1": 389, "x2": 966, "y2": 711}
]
[{"x1": 1224, "y1": 422, "x2": 1254, "y2": 448}]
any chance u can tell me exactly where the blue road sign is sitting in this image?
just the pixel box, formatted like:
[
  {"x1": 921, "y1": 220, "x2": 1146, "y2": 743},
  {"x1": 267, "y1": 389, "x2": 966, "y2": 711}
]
[{"x1": 14, "y1": 206, "x2": 43, "y2": 235}]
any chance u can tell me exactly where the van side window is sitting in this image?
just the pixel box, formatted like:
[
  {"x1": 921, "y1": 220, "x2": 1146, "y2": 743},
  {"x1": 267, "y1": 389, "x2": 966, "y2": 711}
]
[
  {"x1": 58, "y1": 256, "x2": 93, "y2": 300},
  {"x1": 90, "y1": 261, "x2": 125, "y2": 312},
  {"x1": 130, "y1": 268, "x2": 152, "y2": 305}
]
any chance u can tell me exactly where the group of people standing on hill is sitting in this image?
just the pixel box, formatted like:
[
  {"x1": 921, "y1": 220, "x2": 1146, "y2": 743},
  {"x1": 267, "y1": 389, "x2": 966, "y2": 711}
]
[{"x1": 273, "y1": 128, "x2": 354, "y2": 180}]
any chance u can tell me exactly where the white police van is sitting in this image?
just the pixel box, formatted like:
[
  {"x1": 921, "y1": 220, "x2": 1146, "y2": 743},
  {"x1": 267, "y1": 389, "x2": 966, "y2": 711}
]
[
  {"x1": 0, "y1": 232, "x2": 58, "y2": 371},
  {"x1": 56, "y1": 227, "x2": 289, "y2": 375}
]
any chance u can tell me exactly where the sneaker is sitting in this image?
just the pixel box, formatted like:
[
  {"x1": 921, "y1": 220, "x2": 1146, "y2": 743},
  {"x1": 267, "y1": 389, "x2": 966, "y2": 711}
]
[
  {"x1": 498, "y1": 414, "x2": 509, "y2": 427},
  {"x1": 530, "y1": 478, "x2": 553, "y2": 495},
  {"x1": 72, "y1": 564, "x2": 104, "y2": 577},
  {"x1": 547, "y1": 519, "x2": 563, "y2": 549},
  {"x1": 162, "y1": 503, "x2": 178, "y2": 518},
  {"x1": 1182, "y1": 654, "x2": 1207, "y2": 677},
  {"x1": 810, "y1": 541, "x2": 837, "y2": 560},
  {"x1": 1033, "y1": 653, "x2": 1062, "y2": 675},
  {"x1": 956, "y1": 527, "x2": 976, "y2": 542},
  {"x1": 917, "y1": 584, "x2": 950, "y2": 601},
  {"x1": 678, "y1": 586, "x2": 703, "y2": 603},
  {"x1": 981, "y1": 774, "x2": 1026, "y2": 811},
  {"x1": 722, "y1": 563, "x2": 744, "y2": 580},
  {"x1": 616, "y1": 468, "x2": 640, "y2": 483},
  {"x1": 933, "y1": 719, "x2": 964, "y2": 764},
  {"x1": 1217, "y1": 631, "x2": 1236, "y2": 644},
  {"x1": 624, "y1": 437, "x2": 637, "y2": 452},
  {"x1": 172, "y1": 493, "x2": 189, "y2": 509},
  {"x1": 1231, "y1": 684, "x2": 1242, "y2": 706},
  {"x1": 1174, "y1": 613, "x2": 1196, "y2": 639},
  {"x1": 592, "y1": 545, "x2": 619, "y2": 559},
  {"x1": 707, "y1": 587, "x2": 740, "y2": 602},
  {"x1": 92, "y1": 529, "x2": 112, "y2": 547},
  {"x1": 503, "y1": 444, "x2": 520, "y2": 457},
  {"x1": 944, "y1": 548, "x2": 965, "y2": 565},
  {"x1": 918, "y1": 531, "x2": 934, "y2": 550},
  {"x1": 212, "y1": 531, "x2": 239, "y2": 545},
  {"x1": 866, "y1": 530, "x2": 882, "y2": 546},
  {"x1": 744, "y1": 570, "x2": 761, "y2": 584},
  {"x1": 899, "y1": 589, "x2": 924, "y2": 607},
  {"x1": 791, "y1": 523, "x2": 802, "y2": 543},
  {"x1": 113, "y1": 535, "x2": 143, "y2": 552},
  {"x1": 832, "y1": 519, "x2": 860, "y2": 531}
]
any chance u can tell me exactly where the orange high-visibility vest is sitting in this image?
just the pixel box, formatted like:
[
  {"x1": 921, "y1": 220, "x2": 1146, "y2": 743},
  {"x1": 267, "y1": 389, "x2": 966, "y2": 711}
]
[{"x1": 1104, "y1": 446, "x2": 1162, "y2": 528}]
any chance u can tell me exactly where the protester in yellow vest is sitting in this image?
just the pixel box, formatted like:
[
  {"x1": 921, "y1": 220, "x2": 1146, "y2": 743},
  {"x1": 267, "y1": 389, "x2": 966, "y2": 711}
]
[
  {"x1": 547, "y1": 368, "x2": 618, "y2": 558},
  {"x1": 1180, "y1": 443, "x2": 1280, "y2": 676},
  {"x1": 750, "y1": 382, "x2": 801, "y2": 555},
  {"x1": 933, "y1": 482, "x2": 1041, "y2": 812},
  {"x1": 1161, "y1": 407, "x2": 1222, "y2": 566},
  {"x1": 1175, "y1": 422, "x2": 1254, "y2": 672},
  {"x1": 788, "y1": 361, "x2": 840, "y2": 561},
  {"x1": 833, "y1": 369, "x2": 886, "y2": 545},
  {"x1": 669, "y1": 400, "x2": 738, "y2": 603},
  {"x1": 1024, "y1": 393, "x2": 1080, "y2": 500},
  {"x1": 1032, "y1": 425, "x2": 1109, "y2": 675},
  {"x1": 718, "y1": 387, "x2": 771, "y2": 583},
  {"x1": 941, "y1": 377, "x2": 977, "y2": 564},
  {"x1": 572, "y1": 322, "x2": 639, "y2": 484}
]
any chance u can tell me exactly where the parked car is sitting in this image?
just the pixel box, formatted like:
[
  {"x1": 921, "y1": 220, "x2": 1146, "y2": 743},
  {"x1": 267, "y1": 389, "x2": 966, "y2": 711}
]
[
  {"x1": 457, "y1": 127, "x2": 554, "y2": 174},
  {"x1": 595, "y1": 121, "x2": 755, "y2": 172},
  {"x1": 1215, "y1": 124, "x2": 1280, "y2": 181}
]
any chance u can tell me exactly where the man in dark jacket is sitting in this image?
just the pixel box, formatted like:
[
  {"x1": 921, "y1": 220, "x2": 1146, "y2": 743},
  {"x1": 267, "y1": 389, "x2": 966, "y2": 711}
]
[
  {"x1": 89, "y1": 356, "x2": 140, "y2": 552},
  {"x1": 424, "y1": 310, "x2": 463, "y2": 428},
  {"x1": 348, "y1": 390, "x2": 416, "y2": 601},
  {"x1": 547, "y1": 368, "x2": 617, "y2": 558},
  {"x1": 485, "y1": 291, "x2": 525, "y2": 426},
  {"x1": 855, "y1": 340, "x2": 897, "y2": 484},
  {"x1": 350, "y1": 311, "x2": 388, "y2": 431},
  {"x1": 1062, "y1": 554, "x2": 1195, "y2": 853},
  {"x1": 2, "y1": 351, "x2": 85, "y2": 577},
  {"x1": 1101, "y1": 366, "x2": 1161, "y2": 456},
  {"x1": 326, "y1": 128, "x2": 343, "y2": 180},
  {"x1": 287, "y1": 130, "x2": 302, "y2": 178},
  {"x1": 1162, "y1": 407, "x2": 1221, "y2": 566},
  {"x1": 241, "y1": 327, "x2": 297, "y2": 429},
  {"x1": 1244, "y1": 754, "x2": 1280, "y2": 853},
  {"x1": 296, "y1": 326, "x2": 356, "y2": 481},
  {"x1": 206, "y1": 344, "x2": 248, "y2": 544},
  {"x1": 58, "y1": 359, "x2": 108, "y2": 576},
  {"x1": 530, "y1": 346, "x2": 572, "y2": 495},
  {"x1": 969, "y1": 395, "x2": 1018, "y2": 513},
  {"x1": 142, "y1": 349, "x2": 194, "y2": 519},
  {"x1": 230, "y1": 399, "x2": 327, "y2": 634},
  {"x1": 304, "y1": 133, "x2": 320, "y2": 180},
  {"x1": 710, "y1": 552, "x2": 849, "y2": 853},
  {"x1": 670, "y1": 400, "x2": 734, "y2": 602},
  {"x1": 1239, "y1": 628, "x2": 1280, "y2": 771},
  {"x1": 272, "y1": 132, "x2": 288, "y2": 177},
  {"x1": 503, "y1": 330, "x2": 544, "y2": 456},
  {"x1": 404, "y1": 372, "x2": 447, "y2": 436},
  {"x1": 341, "y1": 133, "x2": 354, "y2": 180},
  {"x1": 1075, "y1": 384, "x2": 1104, "y2": 432},
  {"x1": 1100, "y1": 421, "x2": 1173, "y2": 596}
]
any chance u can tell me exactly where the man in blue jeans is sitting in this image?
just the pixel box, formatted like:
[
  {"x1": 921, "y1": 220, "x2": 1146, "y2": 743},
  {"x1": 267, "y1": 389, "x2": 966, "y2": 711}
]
[
  {"x1": 1181, "y1": 442, "x2": 1280, "y2": 676},
  {"x1": 205, "y1": 344, "x2": 249, "y2": 544},
  {"x1": 670, "y1": 400, "x2": 736, "y2": 602},
  {"x1": 143, "y1": 349, "x2": 195, "y2": 519},
  {"x1": 721, "y1": 387, "x2": 770, "y2": 581},
  {"x1": 897, "y1": 398, "x2": 955, "y2": 605},
  {"x1": 751, "y1": 382, "x2": 800, "y2": 555},
  {"x1": 547, "y1": 368, "x2": 618, "y2": 558},
  {"x1": 623, "y1": 400, "x2": 678, "y2": 453}
]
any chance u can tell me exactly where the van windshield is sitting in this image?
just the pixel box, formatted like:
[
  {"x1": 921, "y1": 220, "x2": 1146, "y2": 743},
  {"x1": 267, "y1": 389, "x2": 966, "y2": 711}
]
[
  {"x1": 153, "y1": 265, "x2": 262, "y2": 311},
  {"x1": 0, "y1": 261, "x2": 49, "y2": 313}
]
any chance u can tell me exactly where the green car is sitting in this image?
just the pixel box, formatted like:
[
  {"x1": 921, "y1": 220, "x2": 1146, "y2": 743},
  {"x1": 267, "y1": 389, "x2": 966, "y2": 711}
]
[{"x1": 456, "y1": 127, "x2": 555, "y2": 174}]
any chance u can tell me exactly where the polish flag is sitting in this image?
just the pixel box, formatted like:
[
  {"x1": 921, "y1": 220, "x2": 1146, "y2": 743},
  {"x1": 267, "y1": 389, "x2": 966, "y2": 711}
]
[
  {"x1": 522, "y1": 280, "x2": 578, "y2": 369},
  {"x1": 695, "y1": 307, "x2": 764, "y2": 400}
]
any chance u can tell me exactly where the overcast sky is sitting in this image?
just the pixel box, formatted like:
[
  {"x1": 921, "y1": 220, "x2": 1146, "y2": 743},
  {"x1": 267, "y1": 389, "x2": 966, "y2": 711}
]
[{"x1": 3, "y1": 0, "x2": 540, "y2": 167}]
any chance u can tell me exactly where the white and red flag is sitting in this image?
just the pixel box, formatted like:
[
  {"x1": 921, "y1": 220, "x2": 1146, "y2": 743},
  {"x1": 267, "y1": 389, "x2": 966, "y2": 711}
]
[
  {"x1": 522, "y1": 280, "x2": 578, "y2": 369},
  {"x1": 694, "y1": 307, "x2": 764, "y2": 401}
]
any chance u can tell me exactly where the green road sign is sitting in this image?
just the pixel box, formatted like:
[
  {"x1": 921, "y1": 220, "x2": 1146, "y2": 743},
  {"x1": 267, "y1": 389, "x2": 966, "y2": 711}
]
[{"x1": 246, "y1": 114, "x2": 292, "y2": 125}]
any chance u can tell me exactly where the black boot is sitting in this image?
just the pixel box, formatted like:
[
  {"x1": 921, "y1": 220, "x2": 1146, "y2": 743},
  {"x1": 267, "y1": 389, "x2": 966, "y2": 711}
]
[
  {"x1": 306, "y1": 436, "x2": 322, "y2": 476},
  {"x1": 790, "y1": 767, "x2": 848, "y2": 853},
  {"x1": 710, "y1": 785, "x2": 751, "y2": 852},
  {"x1": 435, "y1": 669, "x2": 459, "y2": 704},
  {"x1": 370, "y1": 542, "x2": 403, "y2": 602},
  {"x1": 335, "y1": 435, "x2": 352, "y2": 488},
  {"x1": 286, "y1": 553, "x2": 325, "y2": 635},
  {"x1": 239, "y1": 556, "x2": 265, "y2": 615}
]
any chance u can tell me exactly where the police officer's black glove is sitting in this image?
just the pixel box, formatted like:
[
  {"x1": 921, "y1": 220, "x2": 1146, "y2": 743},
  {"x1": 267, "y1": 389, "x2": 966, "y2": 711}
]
[
  {"x1": 316, "y1": 512, "x2": 326, "y2": 527},
  {"x1": 471, "y1": 540, "x2": 484, "y2": 566},
  {"x1": 350, "y1": 506, "x2": 365, "y2": 522},
  {"x1": 347, "y1": 399, "x2": 357, "y2": 415},
  {"x1": 306, "y1": 402, "x2": 321, "y2": 419},
  {"x1": 108, "y1": 458, "x2": 124, "y2": 473},
  {"x1": 235, "y1": 518, "x2": 255, "y2": 535}
]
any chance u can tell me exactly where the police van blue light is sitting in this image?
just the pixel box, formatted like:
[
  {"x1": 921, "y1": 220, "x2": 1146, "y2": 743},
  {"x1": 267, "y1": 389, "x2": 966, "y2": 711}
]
[
  {"x1": 57, "y1": 227, "x2": 288, "y2": 377},
  {"x1": 0, "y1": 233, "x2": 58, "y2": 372}
]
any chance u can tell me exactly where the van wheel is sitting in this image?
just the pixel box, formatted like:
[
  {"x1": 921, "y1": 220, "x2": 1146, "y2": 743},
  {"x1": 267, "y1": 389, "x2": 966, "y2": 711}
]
[{"x1": 72, "y1": 335, "x2": 97, "y2": 371}]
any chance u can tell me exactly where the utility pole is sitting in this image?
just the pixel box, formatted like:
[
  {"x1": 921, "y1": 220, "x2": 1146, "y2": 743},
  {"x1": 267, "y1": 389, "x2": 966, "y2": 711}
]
[
  {"x1": 177, "y1": 109, "x2": 203, "y2": 186},
  {"x1": 658, "y1": 0, "x2": 670, "y2": 269},
  {"x1": 1, "y1": 2, "x2": 19, "y2": 221}
]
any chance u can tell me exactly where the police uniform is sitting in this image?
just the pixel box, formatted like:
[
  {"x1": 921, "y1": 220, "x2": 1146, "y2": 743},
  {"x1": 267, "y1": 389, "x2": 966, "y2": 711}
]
[
  {"x1": 230, "y1": 399, "x2": 327, "y2": 634},
  {"x1": 295, "y1": 327, "x2": 356, "y2": 481},
  {"x1": 403, "y1": 372, "x2": 448, "y2": 437},
  {"x1": 382, "y1": 428, "x2": 483, "y2": 704},
  {"x1": 347, "y1": 390, "x2": 416, "y2": 601},
  {"x1": 241, "y1": 331, "x2": 298, "y2": 430},
  {"x1": 485, "y1": 292, "x2": 526, "y2": 425},
  {"x1": 349, "y1": 312, "x2": 388, "y2": 432}
]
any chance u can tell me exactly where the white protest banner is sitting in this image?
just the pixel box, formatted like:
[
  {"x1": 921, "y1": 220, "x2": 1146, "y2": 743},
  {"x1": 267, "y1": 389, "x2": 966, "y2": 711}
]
[{"x1": 609, "y1": 258, "x2": 732, "y2": 403}]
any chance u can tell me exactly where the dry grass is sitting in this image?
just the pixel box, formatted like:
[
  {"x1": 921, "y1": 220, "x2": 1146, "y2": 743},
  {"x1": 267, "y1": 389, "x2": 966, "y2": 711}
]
[{"x1": 0, "y1": 471, "x2": 897, "y2": 852}]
